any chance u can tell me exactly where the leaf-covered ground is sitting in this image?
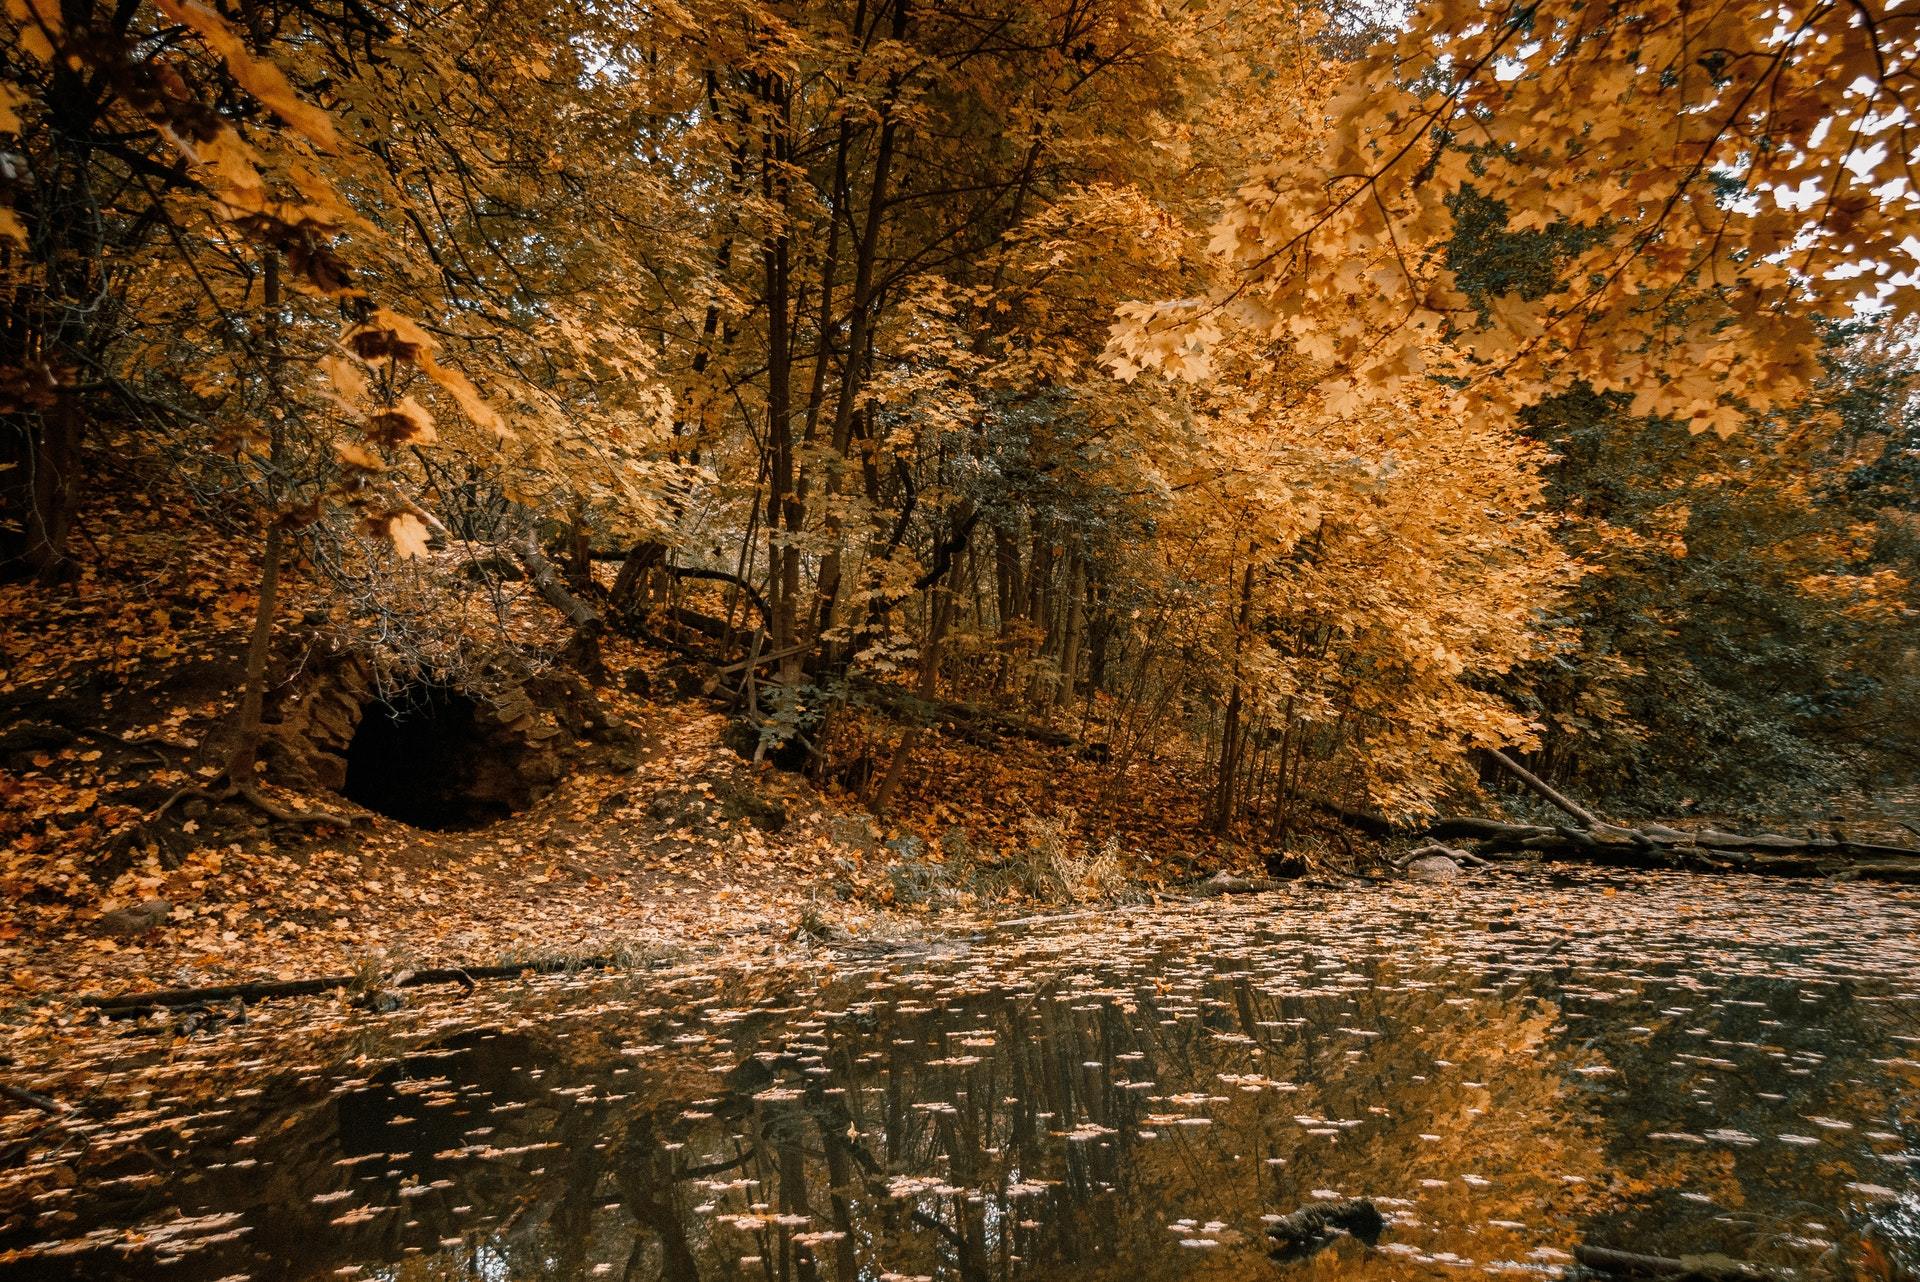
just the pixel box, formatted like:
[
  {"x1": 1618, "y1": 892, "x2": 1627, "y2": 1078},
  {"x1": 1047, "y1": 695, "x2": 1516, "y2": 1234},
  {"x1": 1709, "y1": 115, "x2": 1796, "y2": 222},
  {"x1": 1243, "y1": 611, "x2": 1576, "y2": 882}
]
[{"x1": 0, "y1": 494, "x2": 1240, "y2": 1061}]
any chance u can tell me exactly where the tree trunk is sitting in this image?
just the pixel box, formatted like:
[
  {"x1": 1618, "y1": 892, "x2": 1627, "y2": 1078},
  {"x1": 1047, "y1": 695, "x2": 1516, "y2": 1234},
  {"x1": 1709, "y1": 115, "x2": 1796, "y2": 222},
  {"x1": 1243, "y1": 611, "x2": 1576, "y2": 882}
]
[
  {"x1": 224, "y1": 252, "x2": 289, "y2": 781},
  {"x1": 0, "y1": 34, "x2": 114, "y2": 582},
  {"x1": 761, "y1": 68, "x2": 803, "y2": 686},
  {"x1": 1212, "y1": 558, "x2": 1256, "y2": 832},
  {"x1": 870, "y1": 588, "x2": 952, "y2": 815},
  {"x1": 520, "y1": 531, "x2": 606, "y2": 678},
  {"x1": 1054, "y1": 550, "x2": 1085, "y2": 709},
  {"x1": 223, "y1": 520, "x2": 285, "y2": 782}
]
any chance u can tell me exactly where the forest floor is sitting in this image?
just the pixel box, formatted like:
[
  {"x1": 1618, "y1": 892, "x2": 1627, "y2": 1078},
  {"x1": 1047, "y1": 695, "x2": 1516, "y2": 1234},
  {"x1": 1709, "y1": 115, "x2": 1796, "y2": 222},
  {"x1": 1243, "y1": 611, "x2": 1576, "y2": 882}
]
[
  {"x1": 0, "y1": 491, "x2": 1252, "y2": 1062},
  {"x1": 0, "y1": 690, "x2": 1246, "y2": 1064},
  {"x1": 6, "y1": 488, "x2": 1915, "y2": 1067}
]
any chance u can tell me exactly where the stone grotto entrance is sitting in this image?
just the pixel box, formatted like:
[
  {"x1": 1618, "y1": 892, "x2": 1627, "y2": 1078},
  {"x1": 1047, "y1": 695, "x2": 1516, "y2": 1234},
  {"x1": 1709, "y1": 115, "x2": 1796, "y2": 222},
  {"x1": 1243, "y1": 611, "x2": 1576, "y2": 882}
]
[{"x1": 336, "y1": 683, "x2": 561, "y2": 830}]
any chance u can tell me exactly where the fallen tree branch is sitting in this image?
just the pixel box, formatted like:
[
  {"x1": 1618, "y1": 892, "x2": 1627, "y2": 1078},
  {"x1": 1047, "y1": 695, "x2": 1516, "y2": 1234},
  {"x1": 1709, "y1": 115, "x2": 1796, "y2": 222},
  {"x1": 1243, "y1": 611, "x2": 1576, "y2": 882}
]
[
  {"x1": 0, "y1": 1079, "x2": 70, "y2": 1115},
  {"x1": 1485, "y1": 748, "x2": 1618, "y2": 831},
  {"x1": 664, "y1": 565, "x2": 773, "y2": 626},
  {"x1": 519, "y1": 532, "x2": 605, "y2": 677},
  {"x1": 596, "y1": 544, "x2": 774, "y2": 629},
  {"x1": 84, "y1": 954, "x2": 630, "y2": 1019},
  {"x1": 1572, "y1": 1244, "x2": 1789, "y2": 1281},
  {"x1": 1393, "y1": 842, "x2": 1491, "y2": 869},
  {"x1": 711, "y1": 642, "x2": 807, "y2": 679},
  {"x1": 848, "y1": 676, "x2": 1077, "y2": 748}
]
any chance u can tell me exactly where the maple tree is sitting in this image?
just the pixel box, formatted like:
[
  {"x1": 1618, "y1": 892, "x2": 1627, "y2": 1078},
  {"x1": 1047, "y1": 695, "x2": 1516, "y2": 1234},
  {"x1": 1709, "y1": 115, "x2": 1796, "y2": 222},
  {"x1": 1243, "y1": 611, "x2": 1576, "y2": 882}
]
[
  {"x1": 4, "y1": 9, "x2": 1920, "y2": 1275},
  {"x1": 1138, "y1": 0, "x2": 1920, "y2": 432},
  {"x1": 0, "y1": 0, "x2": 1914, "y2": 879}
]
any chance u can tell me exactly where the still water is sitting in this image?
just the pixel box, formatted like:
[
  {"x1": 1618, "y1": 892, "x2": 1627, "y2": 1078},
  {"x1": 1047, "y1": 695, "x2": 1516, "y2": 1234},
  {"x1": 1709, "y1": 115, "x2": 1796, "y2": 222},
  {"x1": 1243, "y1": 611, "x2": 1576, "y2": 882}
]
[{"x1": 4, "y1": 869, "x2": 1919, "y2": 1280}]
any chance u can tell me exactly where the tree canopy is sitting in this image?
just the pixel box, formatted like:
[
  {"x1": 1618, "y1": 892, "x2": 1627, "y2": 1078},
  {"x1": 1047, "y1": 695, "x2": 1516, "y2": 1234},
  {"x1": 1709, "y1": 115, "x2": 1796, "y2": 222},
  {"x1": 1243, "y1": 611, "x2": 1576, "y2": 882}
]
[{"x1": 3, "y1": 0, "x2": 1915, "y2": 839}]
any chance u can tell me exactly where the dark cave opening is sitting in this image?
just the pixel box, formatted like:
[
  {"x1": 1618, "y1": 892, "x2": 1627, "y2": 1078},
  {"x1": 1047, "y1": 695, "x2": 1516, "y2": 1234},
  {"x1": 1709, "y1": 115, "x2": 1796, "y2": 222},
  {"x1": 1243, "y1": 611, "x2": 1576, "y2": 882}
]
[{"x1": 341, "y1": 686, "x2": 523, "y2": 830}]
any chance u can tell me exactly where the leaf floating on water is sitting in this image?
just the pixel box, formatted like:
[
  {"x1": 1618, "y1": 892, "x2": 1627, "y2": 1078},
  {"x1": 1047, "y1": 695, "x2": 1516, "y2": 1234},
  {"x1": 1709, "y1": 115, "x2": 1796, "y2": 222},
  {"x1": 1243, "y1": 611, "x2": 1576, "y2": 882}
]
[
  {"x1": 1705, "y1": 1128, "x2": 1760, "y2": 1146},
  {"x1": 1846, "y1": 1182, "x2": 1900, "y2": 1198}
]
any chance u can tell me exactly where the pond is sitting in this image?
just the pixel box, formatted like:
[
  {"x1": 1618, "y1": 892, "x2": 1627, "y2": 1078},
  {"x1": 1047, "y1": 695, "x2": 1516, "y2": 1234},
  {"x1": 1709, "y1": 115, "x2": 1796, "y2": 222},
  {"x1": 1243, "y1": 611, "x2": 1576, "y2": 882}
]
[{"x1": 3, "y1": 869, "x2": 1919, "y2": 1280}]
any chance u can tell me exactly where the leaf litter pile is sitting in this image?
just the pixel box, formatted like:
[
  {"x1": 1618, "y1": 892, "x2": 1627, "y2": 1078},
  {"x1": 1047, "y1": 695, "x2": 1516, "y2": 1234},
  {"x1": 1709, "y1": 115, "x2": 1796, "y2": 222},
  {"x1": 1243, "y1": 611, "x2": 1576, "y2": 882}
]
[{"x1": 3, "y1": 868, "x2": 1919, "y2": 1280}]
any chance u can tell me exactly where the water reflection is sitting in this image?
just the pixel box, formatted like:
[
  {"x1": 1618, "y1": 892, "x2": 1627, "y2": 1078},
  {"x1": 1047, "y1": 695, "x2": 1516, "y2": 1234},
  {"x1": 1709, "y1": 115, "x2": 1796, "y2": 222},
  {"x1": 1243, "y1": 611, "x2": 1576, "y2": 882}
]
[{"x1": 3, "y1": 870, "x2": 1918, "y2": 1280}]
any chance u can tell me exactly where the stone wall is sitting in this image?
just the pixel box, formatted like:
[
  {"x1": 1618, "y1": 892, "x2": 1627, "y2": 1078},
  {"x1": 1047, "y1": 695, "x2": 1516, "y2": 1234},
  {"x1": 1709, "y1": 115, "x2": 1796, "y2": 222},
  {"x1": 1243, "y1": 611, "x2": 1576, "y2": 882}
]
[{"x1": 265, "y1": 656, "x2": 571, "y2": 825}]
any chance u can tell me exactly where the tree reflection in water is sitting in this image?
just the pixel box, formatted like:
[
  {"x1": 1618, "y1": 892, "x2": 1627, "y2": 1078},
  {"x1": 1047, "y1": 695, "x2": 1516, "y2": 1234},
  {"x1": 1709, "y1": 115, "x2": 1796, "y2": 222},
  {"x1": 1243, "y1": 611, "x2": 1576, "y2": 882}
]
[{"x1": 2, "y1": 869, "x2": 1917, "y2": 1281}]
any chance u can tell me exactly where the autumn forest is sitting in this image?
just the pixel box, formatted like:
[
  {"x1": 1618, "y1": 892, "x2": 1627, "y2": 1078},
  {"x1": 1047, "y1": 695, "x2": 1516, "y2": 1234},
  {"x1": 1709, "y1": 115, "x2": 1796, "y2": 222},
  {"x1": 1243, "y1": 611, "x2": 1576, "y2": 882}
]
[{"x1": 4, "y1": 0, "x2": 1920, "y2": 1272}]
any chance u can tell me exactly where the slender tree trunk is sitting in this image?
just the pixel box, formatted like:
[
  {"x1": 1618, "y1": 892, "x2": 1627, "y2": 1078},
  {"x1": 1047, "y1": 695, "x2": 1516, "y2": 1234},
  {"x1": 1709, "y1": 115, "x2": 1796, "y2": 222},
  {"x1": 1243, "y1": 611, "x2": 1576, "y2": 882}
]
[
  {"x1": 1054, "y1": 550, "x2": 1085, "y2": 710},
  {"x1": 224, "y1": 520, "x2": 285, "y2": 782},
  {"x1": 813, "y1": 0, "x2": 910, "y2": 635},
  {"x1": 1, "y1": 33, "x2": 111, "y2": 582},
  {"x1": 224, "y1": 253, "x2": 288, "y2": 780},
  {"x1": 870, "y1": 587, "x2": 952, "y2": 815},
  {"x1": 1212, "y1": 557, "x2": 1256, "y2": 833},
  {"x1": 761, "y1": 70, "x2": 802, "y2": 683}
]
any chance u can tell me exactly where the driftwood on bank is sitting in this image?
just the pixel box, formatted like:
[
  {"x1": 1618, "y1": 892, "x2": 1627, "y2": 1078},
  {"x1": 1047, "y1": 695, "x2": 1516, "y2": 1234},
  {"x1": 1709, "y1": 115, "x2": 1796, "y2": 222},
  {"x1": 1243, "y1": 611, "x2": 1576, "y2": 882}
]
[
  {"x1": 1404, "y1": 750, "x2": 1920, "y2": 881},
  {"x1": 1572, "y1": 1244, "x2": 1789, "y2": 1281}
]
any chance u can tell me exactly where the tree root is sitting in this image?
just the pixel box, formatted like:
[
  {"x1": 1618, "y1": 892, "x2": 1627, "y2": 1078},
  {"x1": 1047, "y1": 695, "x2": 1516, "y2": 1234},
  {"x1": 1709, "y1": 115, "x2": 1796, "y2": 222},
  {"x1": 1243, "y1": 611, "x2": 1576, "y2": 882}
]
[
  {"x1": 73, "y1": 724, "x2": 194, "y2": 767},
  {"x1": 229, "y1": 781, "x2": 354, "y2": 826},
  {"x1": 113, "y1": 773, "x2": 357, "y2": 860}
]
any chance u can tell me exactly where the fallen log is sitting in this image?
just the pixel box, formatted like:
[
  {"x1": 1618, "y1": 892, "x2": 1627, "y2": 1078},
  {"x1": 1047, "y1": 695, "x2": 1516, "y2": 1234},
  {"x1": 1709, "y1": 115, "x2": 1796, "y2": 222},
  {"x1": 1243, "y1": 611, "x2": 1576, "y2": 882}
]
[
  {"x1": 1462, "y1": 821, "x2": 1920, "y2": 862},
  {"x1": 518, "y1": 533, "x2": 605, "y2": 678},
  {"x1": 1837, "y1": 861, "x2": 1920, "y2": 883},
  {"x1": 847, "y1": 677, "x2": 1078, "y2": 749},
  {"x1": 1192, "y1": 871, "x2": 1292, "y2": 896},
  {"x1": 1430, "y1": 816, "x2": 1566, "y2": 842},
  {"x1": 84, "y1": 955, "x2": 628, "y2": 1019},
  {"x1": 1572, "y1": 1244, "x2": 1789, "y2": 1281},
  {"x1": 1485, "y1": 749, "x2": 1611, "y2": 830},
  {"x1": 1426, "y1": 815, "x2": 1920, "y2": 880},
  {"x1": 1415, "y1": 751, "x2": 1920, "y2": 880},
  {"x1": 1300, "y1": 795, "x2": 1401, "y2": 838}
]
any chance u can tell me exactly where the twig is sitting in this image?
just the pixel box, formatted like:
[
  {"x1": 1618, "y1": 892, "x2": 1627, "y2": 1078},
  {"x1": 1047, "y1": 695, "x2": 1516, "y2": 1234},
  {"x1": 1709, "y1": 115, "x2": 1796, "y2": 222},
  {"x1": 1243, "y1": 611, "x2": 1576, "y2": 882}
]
[{"x1": 0, "y1": 1080, "x2": 70, "y2": 1115}]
